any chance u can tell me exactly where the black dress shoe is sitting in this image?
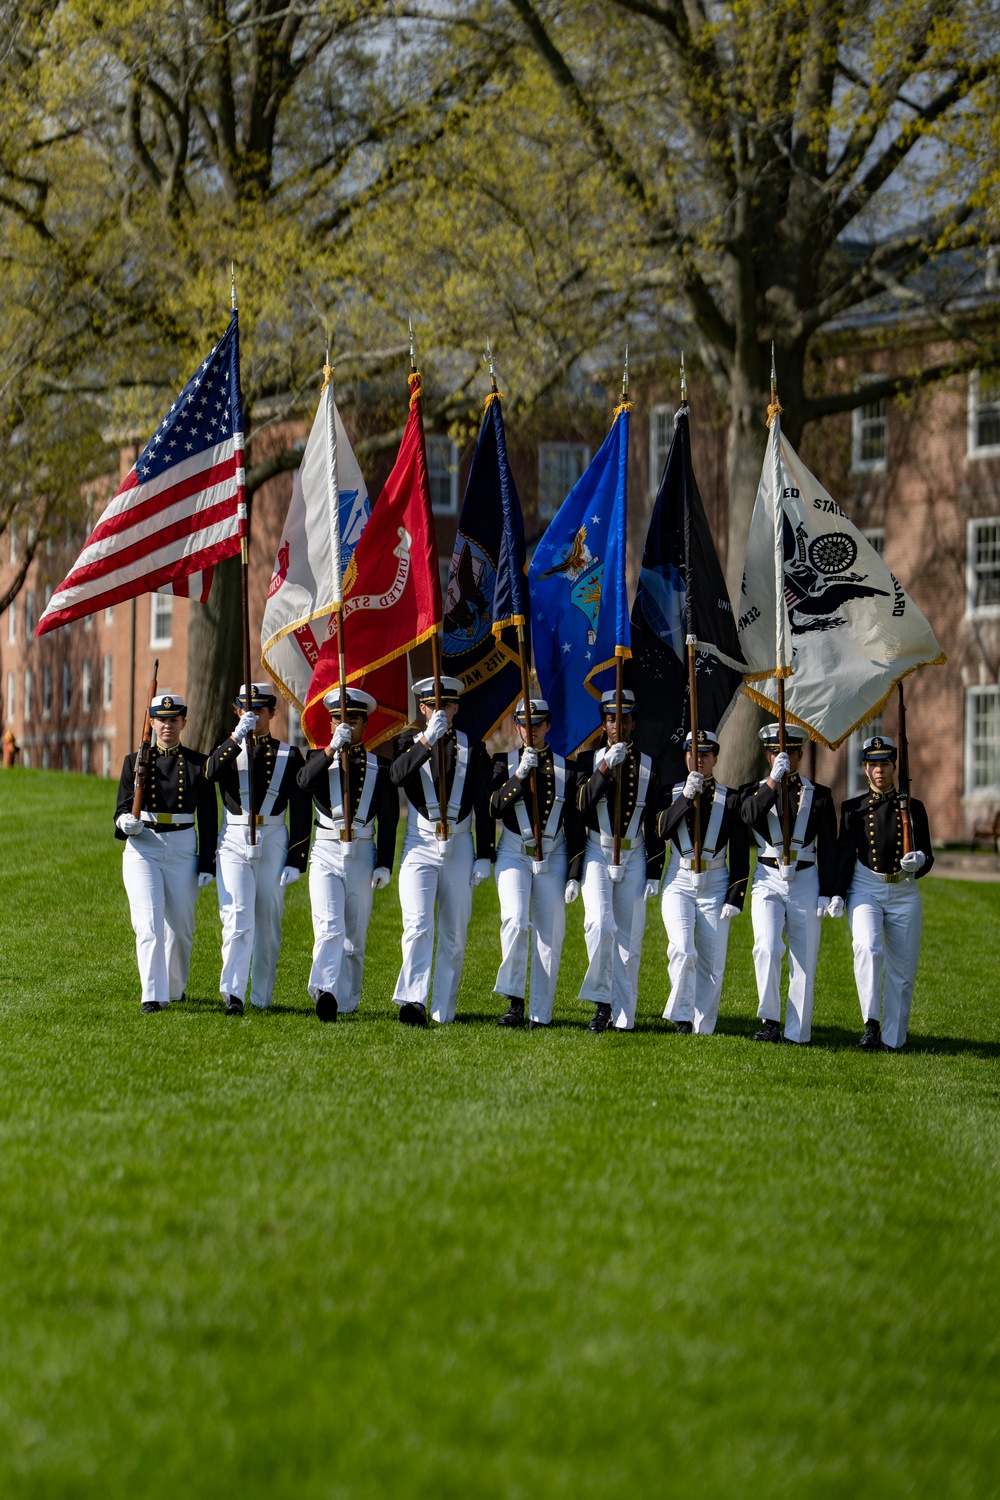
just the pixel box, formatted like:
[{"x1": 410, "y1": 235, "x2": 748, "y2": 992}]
[
  {"x1": 498, "y1": 997, "x2": 525, "y2": 1028},
  {"x1": 399, "y1": 1001, "x2": 428, "y2": 1027},
  {"x1": 315, "y1": 991, "x2": 338, "y2": 1023},
  {"x1": 753, "y1": 1018, "x2": 782, "y2": 1043},
  {"x1": 529, "y1": 1019, "x2": 550, "y2": 1030},
  {"x1": 859, "y1": 1019, "x2": 882, "y2": 1050},
  {"x1": 588, "y1": 1002, "x2": 613, "y2": 1033},
  {"x1": 224, "y1": 994, "x2": 245, "y2": 1017},
  {"x1": 673, "y1": 1020, "x2": 694, "y2": 1034},
  {"x1": 141, "y1": 1001, "x2": 165, "y2": 1014}
]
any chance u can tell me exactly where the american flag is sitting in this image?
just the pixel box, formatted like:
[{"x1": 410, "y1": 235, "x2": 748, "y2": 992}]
[{"x1": 36, "y1": 312, "x2": 247, "y2": 636}]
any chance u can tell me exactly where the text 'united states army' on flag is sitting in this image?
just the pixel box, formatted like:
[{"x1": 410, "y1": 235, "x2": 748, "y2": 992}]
[{"x1": 36, "y1": 313, "x2": 247, "y2": 635}]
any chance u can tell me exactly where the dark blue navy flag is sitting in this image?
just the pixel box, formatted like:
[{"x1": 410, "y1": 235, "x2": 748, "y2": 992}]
[
  {"x1": 528, "y1": 406, "x2": 631, "y2": 758},
  {"x1": 627, "y1": 406, "x2": 745, "y2": 787},
  {"x1": 443, "y1": 394, "x2": 527, "y2": 741}
]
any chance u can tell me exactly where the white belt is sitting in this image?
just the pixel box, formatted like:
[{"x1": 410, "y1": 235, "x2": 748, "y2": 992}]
[
  {"x1": 415, "y1": 811, "x2": 473, "y2": 838},
  {"x1": 226, "y1": 812, "x2": 286, "y2": 827},
  {"x1": 140, "y1": 812, "x2": 194, "y2": 827},
  {"x1": 864, "y1": 868, "x2": 913, "y2": 885},
  {"x1": 679, "y1": 852, "x2": 727, "y2": 871},
  {"x1": 315, "y1": 825, "x2": 374, "y2": 843},
  {"x1": 588, "y1": 829, "x2": 642, "y2": 855},
  {"x1": 501, "y1": 828, "x2": 565, "y2": 860}
]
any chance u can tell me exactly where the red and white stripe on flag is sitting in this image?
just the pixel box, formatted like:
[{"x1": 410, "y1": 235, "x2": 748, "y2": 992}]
[{"x1": 36, "y1": 312, "x2": 246, "y2": 636}]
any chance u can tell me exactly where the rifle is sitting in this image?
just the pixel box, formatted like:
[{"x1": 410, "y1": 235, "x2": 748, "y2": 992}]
[
  {"x1": 897, "y1": 682, "x2": 914, "y2": 855},
  {"x1": 131, "y1": 659, "x2": 159, "y2": 818}
]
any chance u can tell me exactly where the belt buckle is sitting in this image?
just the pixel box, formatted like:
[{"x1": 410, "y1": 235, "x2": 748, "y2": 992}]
[
  {"x1": 339, "y1": 829, "x2": 351, "y2": 842},
  {"x1": 156, "y1": 812, "x2": 173, "y2": 825},
  {"x1": 255, "y1": 814, "x2": 264, "y2": 827},
  {"x1": 524, "y1": 843, "x2": 536, "y2": 858}
]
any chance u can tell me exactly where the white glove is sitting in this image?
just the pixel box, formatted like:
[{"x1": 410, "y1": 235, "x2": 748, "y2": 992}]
[
  {"x1": 816, "y1": 901, "x2": 829, "y2": 919},
  {"x1": 471, "y1": 858, "x2": 491, "y2": 888},
  {"x1": 232, "y1": 712, "x2": 257, "y2": 744},
  {"x1": 279, "y1": 866, "x2": 300, "y2": 887},
  {"x1": 720, "y1": 903, "x2": 740, "y2": 920},
  {"x1": 602, "y1": 740, "x2": 628, "y2": 770},
  {"x1": 827, "y1": 895, "x2": 845, "y2": 918},
  {"x1": 116, "y1": 812, "x2": 144, "y2": 837},
  {"x1": 770, "y1": 751, "x2": 791, "y2": 782},
  {"x1": 371, "y1": 867, "x2": 390, "y2": 891},
  {"x1": 423, "y1": 709, "x2": 449, "y2": 746},
  {"x1": 330, "y1": 722, "x2": 353, "y2": 752},
  {"x1": 564, "y1": 879, "x2": 580, "y2": 904},
  {"x1": 516, "y1": 747, "x2": 539, "y2": 779},
  {"x1": 900, "y1": 850, "x2": 926, "y2": 873},
  {"x1": 198, "y1": 872, "x2": 214, "y2": 888},
  {"x1": 643, "y1": 880, "x2": 659, "y2": 901},
  {"x1": 683, "y1": 771, "x2": 704, "y2": 801}
]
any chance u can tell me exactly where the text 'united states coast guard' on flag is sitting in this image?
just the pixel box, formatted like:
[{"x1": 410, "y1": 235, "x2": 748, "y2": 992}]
[
  {"x1": 36, "y1": 313, "x2": 247, "y2": 635},
  {"x1": 738, "y1": 412, "x2": 944, "y2": 747}
]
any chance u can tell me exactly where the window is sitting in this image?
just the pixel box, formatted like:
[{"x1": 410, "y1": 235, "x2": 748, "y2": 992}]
[
  {"x1": 649, "y1": 405, "x2": 673, "y2": 494},
  {"x1": 62, "y1": 661, "x2": 71, "y2": 715},
  {"x1": 967, "y1": 518, "x2": 1000, "y2": 616},
  {"x1": 287, "y1": 709, "x2": 308, "y2": 751},
  {"x1": 102, "y1": 740, "x2": 112, "y2": 778},
  {"x1": 426, "y1": 436, "x2": 459, "y2": 514},
  {"x1": 103, "y1": 653, "x2": 113, "y2": 710},
  {"x1": 851, "y1": 395, "x2": 888, "y2": 472},
  {"x1": 104, "y1": 606, "x2": 114, "y2": 625},
  {"x1": 966, "y1": 686, "x2": 1000, "y2": 797},
  {"x1": 9, "y1": 529, "x2": 17, "y2": 566},
  {"x1": 968, "y1": 369, "x2": 1000, "y2": 456},
  {"x1": 22, "y1": 748, "x2": 31, "y2": 768},
  {"x1": 84, "y1": 612, "x2": 93, "y2": 633},
  {"x1": 862, "y1": 527, "x2": 885, "y2": 559},
  {"x1": 61, "y1": 743, "x2": 70, "y2": 771},
  {"x1": 150, "y1": 593, "x2": 173, "y2": 647},
  {"x1": 42, "y1": 745, "x2": 50, "y2": 770},
  {"x1": 848, "y1": 715, "x2": 883, "y2": 798},
  {"x1": 43, "y1": 665, "x2": 52, "y2": 717},
  {"x1": 24, "y1": 668, "x2": 33, "y2": 720},
  {"x1": 82, "y1": 659, "x2": 92, "y2": 713},
  {"x1": 7, "y1": 600, "x2": 15, "y2": 644},
  {"x1": 6, "y1": 671, "x2": 14, "y2": 721},
  {"x1": 538, "y1": 442, "x2": 590, "y2": 520},
  {"x1": 45, "y1": 584, "x2": 53, "y2": 606},
  {"x1": 81, "y1": 742, "x2": 91, "y2": 775},
  {"x1": 24, "y1": 590, "x2": 34, "y2": 636}
]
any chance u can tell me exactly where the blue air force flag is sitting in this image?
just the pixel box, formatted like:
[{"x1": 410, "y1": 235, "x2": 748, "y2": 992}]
[
  {"x1": 529, "y1": 406, "x2": 631, "y2": 758},
  {"x1": 443, "y1": 394, "x2": 527, "y2": 741}
]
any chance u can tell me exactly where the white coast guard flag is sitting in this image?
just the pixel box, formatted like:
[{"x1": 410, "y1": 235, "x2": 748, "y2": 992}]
[
  {"x1": 260, "y1": 379, "x2": 370, "y2": 709},
  {"x1": 737, "y1": 414, "x2": 944, "y2": 747}
]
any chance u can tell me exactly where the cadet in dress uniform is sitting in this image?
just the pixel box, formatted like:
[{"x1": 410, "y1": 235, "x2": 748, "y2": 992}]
[
  {"x1": 389, "y1": 676, "x2": 493, "y2": 1026},
  {"x1": 741, "y1": 723, "x2": 838, "y2": 1045},
  {"x1": 296, "y1": 687, "x2": 399, "y2": 1023},
  {"x1": 576, "y1": 689, "x2": 665, "y2": 1032},
  {"x1": 489, "y1": 697, "x2": 584, "y2": 1029},
  {"x1": 834, "y1": 734, "x2": 933, "y2": 1051},
  {"x1": 115, "y1": 692, "x2": 218, "y2": 1013},
  {"x1": 657, "y1": 728, "x2": 750, "y2": 1035},
  {"x1": 205, "y1": 682, "x2": 311, "y2": 1016}
]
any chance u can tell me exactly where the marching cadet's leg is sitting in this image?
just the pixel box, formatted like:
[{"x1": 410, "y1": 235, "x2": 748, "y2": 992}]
[
  {"x1": 692, "y1": 869, "x2": 732, "y2": 1035},
  {"x1": 611, "y1": 854, "x2": 647, "y2": 1030},
  {"x1": 122, "y1": 836, "x2": 170, "y2": 1007},
  {"x1": 339, "y1": 841, "x2": 376, "y2": 1013},
  {"x1": 161, "y1": 830, "x2": 198, "y2": 1001},
  {"x1": 494, "y1": 851, "x2": 532, "y2": 1017},
  {"x1": 528, "y1": 847, "x2": 567, "y2": 1027},
  {"x1": 248, "y1": 823, "x2": 289, "y2": 1010},
  {"x1": 307, "y1": 839, "x2": 348, "y2": 1007},
  {"x1": 751, "y1": 874, "x2": 787, "y2": 1034},
  {"x1": 848, "y1": 882, "x2": 884, "y2": 1030},
  {"x1": 662, "y1": 876, "x2": 697, "y2": 1025},
  {"x1": 217, "y1": 826, "x2": 256, "y2": 1007},
  {"x1": 579, "y1": 853, "x2": 615, "y2": 1012},
  {"x1": 879, "y1": 883, "x2": 922, "y2": 1050},
  {"x1": 782, "y1": 869, "x2": 821, "y2": 1044},
  {"x1": 393, "y1": 841, "x2": 439, "y2": 1013},
  {"x1": 430, "y1": 835, "x2": 475, "y2": 1025}
]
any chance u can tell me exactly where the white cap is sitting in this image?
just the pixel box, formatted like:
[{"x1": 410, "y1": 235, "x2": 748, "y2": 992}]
[
  {"x1": 323, "y1": 687, "x2": 377, "y2": 716},
  {"x1": 413, "y1": 675, "x2": 463, "y2": 704}
]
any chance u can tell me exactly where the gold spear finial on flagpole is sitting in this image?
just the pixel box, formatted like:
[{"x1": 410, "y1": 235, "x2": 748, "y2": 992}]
[
  {"x1": 408, "y1": 316, "x2": 416, "y2": 373},
  {"x1": 767, "y1": 339, "x2": 783, "y2": 428},
  {"x1": 231, "y1": 262, "x2": 237, "y2": 313},
  {"x1": 622, "y1": 342, "x2": 629, "y2": 400},
  {"x1": 680, "y1": 349, "x2": 687, "y2": 405},
  {"x1": 483, "y1": 336, "x2": 501, "y2": 408},
  {"x1": 322, "y1": 333, "x2": 333, "y2": 393}
]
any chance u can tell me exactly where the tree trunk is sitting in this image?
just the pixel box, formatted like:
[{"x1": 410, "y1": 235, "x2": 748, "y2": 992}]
[{"x1": 184, "y1": 552, "x2": 244, "y2": 753}]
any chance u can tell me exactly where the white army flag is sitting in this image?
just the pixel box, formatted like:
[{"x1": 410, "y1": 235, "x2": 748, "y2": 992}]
[
  {"x1": 260, "y1": 380, "x2": 371, "y2": 710},
  {"x1": 737, "y1": 414, "x2": 944, "y2": 748}
]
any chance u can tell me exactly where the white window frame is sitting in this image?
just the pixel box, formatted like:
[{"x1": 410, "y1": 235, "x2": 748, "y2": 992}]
[
  {"x1": 851, "y1": 389, "x2": 888, "y2": 473},
  {"x1": 104, "y1": 606, "x2": 114, "y2": 626},
  {"x1": 25, "y1": 590, "x2": 35, "y2": 637},
  {"x1": 967, "y1": 368, "x2": 1000, "y2": 458},
  {"x1": 103, "y1": 653, "x2": 113, "y2": 710},
  {"x1": 6, "y1": 670, "x2": 14, "y2": 721},
  {"x1": 649, "y1": 405, "x2": 673, "y2": 495},
  {"x1": 9, "y1": 529, "x2": 17, "y2": 566},
  {"x1": 847, "y1": 714, "x2": 883, "y2": 798},
  {"x1": 24, "y1": 667, "x2": 33, "y2": 721},
  {"x1": 42, "y1": 745, "x2": 50, "y2": 770},
  {"x1": 150, "y1": 593, "x2": 173, "y2": 648},
  {"x1": 61, "y1": 743, "x2": 70, "y2": 772},
  {"x1": 965, "y1": 685, "x2": 1000, "y2": 798},
  {"x1": 82, "y1": 741, "x2": 91, "y2": 775},
  {"x1": 287, "y1": 709, "x2": 308, "y2": 752},
  {"x1": 425, "y1": 435, "x2": 460, "y2": 515},
  {"x1": 42, "y1": 664, "x2": 52, "y2": 718},
  {"x1": 966, "y1": 517, "x2": 1000, "y2": 620},
  {"x1": 82, "y1": 659, "x2": 92, "y2": 713},
  {"x1": 7, "y1": 599, "x2": 15, "y2": 645},
  {"x1": 538, "y1": 442, "x2": 590, "y2": 520},
  {"x1": 102, "y1": 740, "x2": 112, "y2": 778},
  {"x1": 862, "y1": 526, "x2": 885, "y2": 559}
]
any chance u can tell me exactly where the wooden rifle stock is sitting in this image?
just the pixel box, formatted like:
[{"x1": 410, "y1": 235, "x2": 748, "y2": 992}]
[
  {"x1": 131, "y1": 658, "x2": 159, "y2": 818},
  {"x1": 897, "y1": 682, "x2": 914, "y2": 854}
]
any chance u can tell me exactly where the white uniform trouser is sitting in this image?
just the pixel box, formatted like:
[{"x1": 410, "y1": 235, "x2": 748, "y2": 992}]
[
  {"x1": 660, "y1": 860, "x2": 731, "y2": 1034},
  {"x1": 122, "y1": 828, "x2": 198, "y2": 1006},
  {"x1": 392, "y1": 820, "x2": 474, "y2": 1023},
  {"x1": 847, "y1": 863, "x2": 923, "y2": 1049},
  {"x1": 307, "y1": 835, "x2": 376, "y2": 1010},
  {"x1": 216, "y1": 818, "x2": 288, "y2": 1008},
  {"x1": 751, "y1": 862, "x2": 821, "y2": 1043},
  {"x1": 493, "y1": 831, "x2": 568, "y2": 1025},
  {"x1": 579, "y1": 842, "x2": 647, "y2": 1030}
]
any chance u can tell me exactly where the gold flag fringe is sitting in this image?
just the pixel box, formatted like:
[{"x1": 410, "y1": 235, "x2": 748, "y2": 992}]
[
  {"x1": 613, "y1": 399, "x2": 634, "y2": 418},
  {"x1": 408, "y1": 371, "x2": 422, "y2": 408},
  {"x1": 766, "y1": 397, "x2": 783, "y2": 429},
  {"x1": 321, "y1": 362, "x2": 334, "y2": 393},
  {"x1": 483, "y1": 389, "x2": 503, "y2": 411}
]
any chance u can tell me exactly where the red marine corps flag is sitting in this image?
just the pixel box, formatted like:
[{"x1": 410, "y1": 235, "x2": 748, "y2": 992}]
[{"x1": 301, "y1": 368, "x2": 442, "y2": 748}]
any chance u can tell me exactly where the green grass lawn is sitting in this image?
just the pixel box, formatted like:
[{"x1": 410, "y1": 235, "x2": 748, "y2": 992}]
[{"x1": 1, "y1": 767, "x2": 998, "y2": 1499}]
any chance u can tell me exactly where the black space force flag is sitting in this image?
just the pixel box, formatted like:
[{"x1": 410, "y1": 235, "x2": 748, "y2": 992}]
[{"x1": 627, "y1": 406, "x2": 746, "y2": 788}]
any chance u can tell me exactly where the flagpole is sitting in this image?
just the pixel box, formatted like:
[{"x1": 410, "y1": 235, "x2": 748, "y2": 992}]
[
  {"x1": 680, "y1": 353, "x2": 702, "y2": 876},
  {"x1": 770, "y1": 343, "x2": 791, "y2": 867},
  {"x1": 612, "y1": 348, "x2": 628, "y2": 872},
  {"x1": 416, "y1": 321, "x2": 450, "y2": 842},
  {"x1": 234, "y1": 264, "x2": 257, "y2": 847},
  {"x1": 323, "y1": 344, "x2": 353, "y2": 842},
  {"x1": 897, "y1": 682, "x2": 914, "y2": 854}
]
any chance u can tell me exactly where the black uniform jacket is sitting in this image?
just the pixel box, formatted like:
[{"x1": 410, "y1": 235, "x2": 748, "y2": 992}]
[
  {"x1": 390, "y1": 728, "x2": 494, "y2": 859},
  {"x1": 297, "y1": 746, "x2": 399, "y2": 872},
  {"x1": 740, "y1": 774, "x2": 838, "y2": 898},
  {"x1": 489, "y1": 746, "x2": 586, "y2": 883},
  {"x1": 115, "y1": 743, "x2": 218, "y2": 876},
  {"x1": 205, "y1": 733, "x2": 311, "y2": 872},
  {"x1": 576, "y1": 741, "x2": 666, "y2": 881},
  {"x1": 658, "y1": 778, "x2": 751, "y2": 910},
  {"x1": 834, "y1": 788, "x2": 934, "y2": 896}
]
